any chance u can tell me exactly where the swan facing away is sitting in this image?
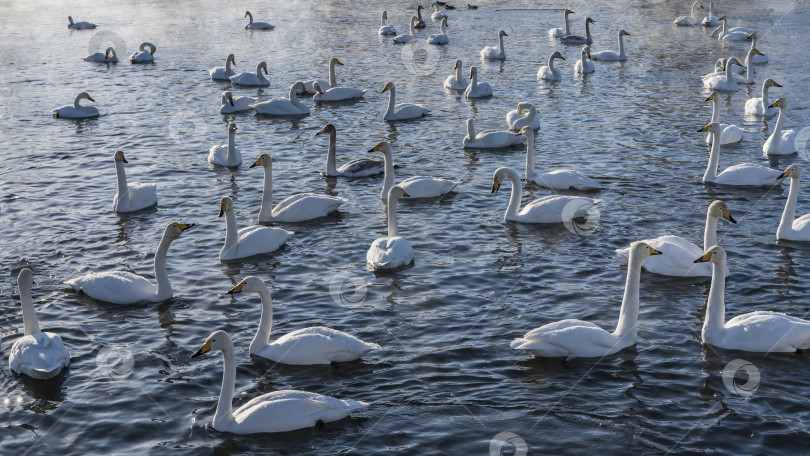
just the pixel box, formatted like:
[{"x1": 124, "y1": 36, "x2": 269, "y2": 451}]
[
  {"x1": 378, "y1": 11, "x2": 397, "y2": 36},
  {"x1": 113, "y1": 150, "x2": 157, "y2": 212},
  {"x1": 696, "y1": 246, "x2": 810, "y2": 352},
  {"x1": 208, "y1": 121, "x2": 241, "y2": 167},
  {"x1": 700, "y1": 122, "x2": 783, "y2": 186},
  {"x1": 704, "y1": 92, "x2": 742, "y2": 145},
  {"x1": 701, "y1": 2, "x2": 718, "y2": 26},
  {"x1": 381, "y1": 82, "x2": 429, "y2": 121},
  {"x1": 191, "y1": 330, "x2": 368, "y2": 434},
  {"x1": 511, "y1": 241, "x2": 662, "y2": 358},
  {"x1": 548, "y1": 9, "x2": 573, "y2": 38},
  {"x1": 10, "y1": 269, "x2": 70, "y2": 379},
  {"x1": 574, "y1": 45, "x2": 594, "y2": 73},
  {"x1": 521, "y1": 127, "x2": 600, "y2": 190},
  {"x1": 220, "y1": 91, "x2": 254, "y2": 114},
  {"x1": 393, "y1": 16, "x2": 419, "y2": 44},
  {"x1": 590, "y1": 30, "x2": 630, "y2": 61},
  {"x1": 492, "y1": 167, "x2": 599, "y2": 223},
  {"x1": 427, "y1": 17, "x2": 449, "y2": 45},
  {"x1": 444, "y1": 60, "x2": 470, "y2": 90},
  {"x1": 67, "y1": 16, "x2": 95, "y2": 29},
  {"x1": 763, "y1": 98, "x2": 797, "y2": 155},
  {"x1": 463, "y1": 118, "x2": 525, "y2": 149},
  {"x1": 559, "y1": 17, "x2": 595, "y2": 44},
  {"x1": 616, "y1": 200, "x2": 735, "y2": 277},
  {"x1": 66, "y1": 222, "x2": 194, "y2": 304},
  {"x1": 210, "y1": 54, "x2": 236, "y2": 81},
  {"x1": 228, "y1": 277, "x2": 380, "y2": 363},
  {"x1": 251, "y1": 82, "x2": 309, "y2": 116},
  {"x1": 464, "y1": 66, "x2": 493, "y2": 99},
  {"x1": 244, "y1": 11, "x2": 274, "y2": 29},
  {"x1": 745, "y1": 78, "x2": 781, "y2": 116},
  {"x1": 230, "y1": 61, "x2": 270, "y2": 87},
  {"x1": 219, "y1": 196, "x2": 292, "y2": 260},
  {"x1": 367, "y1": 186, "x2": 415, "y2": 270},
  {"x1": 52, "y1": 92, "x2": 99, "y2": 119},
  {"x1": 85, "y1": 47, "x2": 118, "y2": 63},
  {"x1": 130, "y1": 42, "x2": 156, "y2": 63},
  {"x1": 777, "y1": 165, "x2": 810, "y2": 242},
  {"x1": 674, "y1": 2, "x2": 703, "y2": 26},
  {"x1": 537, "y1": 51, "x2": 565, "y2": 81},
  {"x1": 249, "y1": 153, "x2": 344, "y2": 223},
  {"x1": 506, "y1": 102, "x2": 541, "y2": 132},
  {"x1": 480, "y1": 30, "x2": 508, "y2": 60},
  {"x1": 371, "y1": 141, "x2": 458, "y2": 199},
  {"x1": 316, "y1": 124, "x2": 384, "y2": 178}
]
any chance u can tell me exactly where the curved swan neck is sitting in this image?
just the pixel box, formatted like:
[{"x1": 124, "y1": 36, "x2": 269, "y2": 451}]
[
  {"x1": 612, "y1": 252, "x2": 642, "y2": 340},
  {"x1": 73, "y1": 94, "x2": 83, "y2": 109},
  {"x1": 325, "y1": 130, "x2": 338, "y2": 176},
  {"x1": 288, "y1": 86, "x2": 307, "y2": 111},
  {"x1": 703, "y1": 130, "x2": 721, "y2": 182},
  {"x1": 381, "y1": 149, "x2": 395, "y2": 199},
  {"x1": 387, "y1": 192, "x2": 400, "y2": 238},
  {"x1": 704, "y1": 212, "x2": 720, "y2": 249},
  {"x1": 466, "y1": 119, "x2": 476, "y2": 139},
  {"x1": 224, "y1": 207, "x2": 239, "y2": 251},
  {"x1": 703, "y1": 260, "x2": 726, "y2": 343},
  {"x1": 410, "y1": 18, "x2": 417, "y2": 36},
  {"x1": 260, "y1": 162, "x2": 274, "y2": 221},
  {"x1": 19, "y1": 280, "x2": 41, "y2": 336},
  {"x1": 246, "y1": 11, "x2": 254, "y2": 25},
  {"x1": 328, "y1": 60, "x2": 338, "y2": 87},
  {"x1": 524, "y1": 130, "x2": 536, "y2": 176},
  {"x1": 690, "y1": 1, "x2": 699, "y2": 17},
  {"x1": 563, "y1": 12, "x2": 570, "y2": 35},
  {"x1": 256, "y1": 63, "x2": 268, "y2": 83},
  {"x1": 772, "y1": 103, "x2": 785, "y2": 137},
  {"x1": 385, "y1": 86, "x2": 396, "y2": 119},
  {"x1": 214, "y1": 346, "x2": 236, "y2": 429},
  {"x1": 250, "y1": 287, "x2": 274, "y2": 353},
  {"x1": 153, "y1": 231, "x2": 174, "y2": 300},
  {"x1": 503, "y1": 168, "x2": 522, "y2": 220},
  {"x1": 547, "y1": 53, "x2": 557, "y2": 69},
  {"x1": 779, "y1": 175, "x2": 800, "y2": 238},
  {"x1": 115, "y1": 159, "x2": 128, "y2": 199},
  {"x1": 440, "y1": 19, "x2": 446, "y2": 35}
]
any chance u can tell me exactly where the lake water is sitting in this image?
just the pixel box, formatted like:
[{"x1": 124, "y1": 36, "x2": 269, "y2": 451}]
[{"x1": 2, "y1": 0, "x2": 810, "y2": 454}]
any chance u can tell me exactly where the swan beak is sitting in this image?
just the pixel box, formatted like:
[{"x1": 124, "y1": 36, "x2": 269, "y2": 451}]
[
  {"x1": 335, "y1": 59, "x2": 344, "y2": 66},
  {"x1": 648, "y1": 247, "x2": 663, "y2": 256},
  {"x1": 755, "y1": 49, "x2": 764, "y2": 55},
  {"x1": 368, "y1": 143, "x2": 381, "y2": 152},
  {"x1": 767, "y1": 100, "x2": 778, "y2": 109},
  {"x1": 694, "y1": 252, "x2": 713, "y2": 263},
  {"x1": 722, "y1": 209, "x2": 737, "y2": 224},
  {"x1": 226, "y1": 281, "x2": 245, "y2": 294},
  {"x1": 249, "y1": 156, "x2": 262, "y2": 168},
  {"x1": 559, "y1": 55, "x2": 566, "y2": 61},
  {"x1": 381, "y1": 84, "x2": 390, "y2": 94},
  {"x1": 228, "y1": 96, "x2": 234, "y2": 106},
  {"x1": 315, "y1": 126, "x2": 328, "y2": 136},
  {"x1": 772, "y1": 81, "x2": 782, "y2": 87},
  {"x1": 587, "y1": 50, "x2": 591, "y2": 59},
  {"x1": 401, "y1": 190, "x2": 410, "y2": 197},
  {"x1": 698, "y1": 124, "x2": 711, "y2": 132},
  {"x1": 119, "y1": 152, "x2": 128, "y2": 163},
  {"x1": 704, "y1": 94, "x2": 714, "y2": 102},
  {"x1": 491, "y1": 178, "x2": 501, "y2": 195},
  {"x1": 87, "y1": 95, "x2": 96, "y2": 102},
  {"x1": 454, "y1": 61, "x2": 459, "y2": 69},
  {"x1": 300, "y1": 86, "x2": 308, "y2": 94},
  {"x1": 191, "y1": 340, "x2": 212, "y2": 358},
  {"x1": 176, "y1": 222, "x2": 194, "y2": 231},
  {"x1": 778, "y1": 168, "x2": 791, "y2": 179},
  {"x1": 502, "y1": 32, "x2": 509, "y2": 36},
  {"x1": 218, "y1": 203, "x2": 226, "y2": 217}
]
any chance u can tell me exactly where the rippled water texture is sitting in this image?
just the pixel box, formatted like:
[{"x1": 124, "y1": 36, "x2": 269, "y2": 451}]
[{"x1": 2, "y1": 0, "x2": 810, "y2": 454}]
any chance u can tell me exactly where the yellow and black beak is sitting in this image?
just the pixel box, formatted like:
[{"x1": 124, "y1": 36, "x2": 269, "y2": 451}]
[
  {"x1": 228, "y1": 95, "x2": 234, "y2": 106},
  {"x1": 226, "y1": 281, "x2": 245, "y2": 295},
  {"x1": 704, "y1": 93, "x2": 715, "y2": 102},
  {"x1": 368, "y1": 143, "x2": 381, "y2": 153},
  {"x1": 191, "y1": 339, "x2": 212, "y2": 358},
  {"x1": 249, "y1": 156, "x2": 262, "y2": 168},
  {"x1": 767, "y1": 100, "x2": 780, "y2": 109},
  {"x1": 87, "y1": 95, "x2": 96, "y2": 102},
  {"x1": 119, "y1": 152, "x2": 128, "y2": 163},
  {"x1": 218, "y1": 202, "x2": 226, "y2": 217},
  {"x1": 176, "y1": 222, "x2": 194, "y2": 231},
  {"x1": 401, "y1": 189, "x2": 410, "y2": 197},
  {"x1": 380, "y1": 84, "x2": 390, "y2": 94},
  {"x1": 502, "y1": 31, "x2": 508, "y2": 36},
  {"x1": 694, "y1": 252, "x2": 713, "y2": 263},
  {"x1": 335, "y1": 59, "x2": 344, "y2": 66},
  {"x1": 491, "y1": 177, "x2": 501, "y2": 195},
  {"x1": 698, "y1": 124, "x2": 711, "y2": 132},
  {"x1": 722, "y1": 209, "x2": 737, "y2": 224},
  {"x1": 773, "y1": 81, "x2": 782, "y2": 87},
  {"x1": 778, "y1": 167, "x2": 791, "y2": 180},
  {"x1": 648, "y1": 246, "x2": 663, "y2": 256}
]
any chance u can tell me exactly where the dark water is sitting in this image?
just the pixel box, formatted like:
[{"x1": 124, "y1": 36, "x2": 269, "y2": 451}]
[{"x1": 2, "y1": 0, "x2": 810, "y2": 454}]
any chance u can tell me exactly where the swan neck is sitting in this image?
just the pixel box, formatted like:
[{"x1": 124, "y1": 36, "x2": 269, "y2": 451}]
[
  {"x1": 325, "y1": 130, "x2": 338, "y2": 176},
  {"x1": 618, "y1": 34, "x2": 626, "y2": 59},
  {"x1": 498, "y1": 34, "x2": 505, "y2": 54},
  {"x1": 772, "y1": 104, "x2": 784, "y2": 136},
  {"x1": 612, "y1": 253, "x2": 642, "y2": 340},
  {"x1": 563, "y1": 14, "x2": 570, "y2": 35},
  {"x1": 73, "y1": 94, "x2": 83, "y2": 109},
  {"x1": 246, "y1": 12, "x2": 253, "y2": 24},
  {"x1": 455, "y1": 63, "x2": 463, "y2": 82},
  {"x1": 762, "y1": 83, "x2": 770, "y2": 107},
  {"x1": 380, "y1": 12, "x2": 386, "y2": 26},
  {"x1": 703, "y1": 261, "x2": 727, "y2": 343},
  {"x1": 288, "y1": 86, "x2": 307, "y2": 110},
  {"x1": 704, "y1": 213, "x2": 719, "y2": 250},
  {"x1": 226, "y1": 129, "x2": 236, "y2": 162},
  {"x1": 690, "y1": 2, "x2": 698, "y2": 17},
  {"x1": 224, "y1": 207, "x2": 239, "y2": 251},
  {"x1": 703, "y1": 130, "x2": 721, "y2": 182},
  {"x1": 385, "y1": 86, "x2": 396, "y2": 119},
  {"x1": 470, "y1": 70, "x2": 478, "y2": 89},
  {"x1": 585, "y1": 20, "x2": 591, "y2": 40},
  {"x1": 779, "y1": 175, "x2": 800, "y2": 238},
  {"x1": 250, "y1": 287, "x2": 274, "y2": 353},
  {"x1": 547, "y1": 54, "x2": 556, "y2": 69},
  {"x1": 410, "y1": 19, "x2": 416, "y2": 36},
  {"x1": 115, "y1": 159, "x2": 128, "y2": 199},
  {"x1": 213, "y1": 346, "x2": 236, "y2": 429},
  {"x1": 381, "y1": 150, "x2": 395, "y2": 199},
  {"x1": 504, "y1": 169, "x2": 521, "y2": 220},
  {"x1": 328, "y1": 60, "x2": 337, "y2": 87},
  {"x1": 260, "y1": 164, "x2": 274, "y2": 221},
  {"x1": 19, "y1": 280, "x2": 41, "y2": 336},
  {"x1": 710, "y1": 96, "x2": 719, "y2": 123},
  {"x1": 387, "y1": 193, "x2": 399, "y2": 238},
  {"x1": 525, "y1": 132, "x2": 536, "y2": 176},
  {"x1": 466, "y1": 120, "x2": 476, "y2": 139},
  {"x1": 153, "y1": 230, "x2": 173, "y2": 300},
  {"x1": 225, "y1": 57, "x2": 232, "y2": 73}
]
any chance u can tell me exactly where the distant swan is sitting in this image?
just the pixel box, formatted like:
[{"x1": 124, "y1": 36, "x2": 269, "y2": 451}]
[
  {"x1": 701, "y1": 2, "x2": 718, "y2": 26},
  {"x1": 378, "y1": 11, "x2": 397, "y2": 36},
  {"x1": 763, "y1": 98, "x2": 797, "y2": 155},
  {"x1": 381, "y1": 82, "x2": 429, "y2": 121},
  {"x1": 301, "y1": 57, "x2": 342, "y2": 95},
  {"x1": 112, "y1": 150, "x2": 157, "y2": 212},
  {"x1": 591, "y1": 30, "x2": 630, "y2": 61},
  {"x1": 218, "y1": 196, "x2": 292, "y2": 260},
  {"x1": 244, "y1": 11, "x2": 274, "y2": 30},
  {"x1": 367, "y1": 186, "x2": 415, "y2": 270},
  {"x1": 444, "y1": 59, "x2": 469, "y2": 90},
  {"x1": 208, "y1": 121, "x2": 242, "y2": 167},
  {"x1": 492, "y1": 167, "x2": 599, "y2": 223},
  {"x1": 316, "y1": 124, "x2": 384, "y2": 178},
  {"x1": 67, "y1": 16, "x2": 95, "y2": 29},
  {"x1": 130, "y1": 42, "x2": 156, "y2": 63},
  {"x1": 463, "y1": 118, "x2": 525, "y2": 149},
  {"x1": 548, "y1": 9, "x2": 574, "y2": 37},
  {"x1": 674, "y1": 2, "x2": 703, "y2": 26},
  {"x1": 85, "y1": 47, "x2": 118, "y2": 63},
  {"x1": 392, "y1": 16, "x2": 419, "y2": 44},
  {"x1": 251, "y1": 82, "x2": 309, "y2": 116},
  {"x1": 427, "y1": 17, "x2": 449, "y2": 44},
  {"x1": 220, "y1": 91, "x2": 254, "y2": 114},
  {"x1": 559, "y1": 17, "x2": 595, "y2": 44},
  {"x1": 52, "y1": 92, "x2": 99, "y2": 119},
  {"x1": 480, "y1": 30, "x2": 508, "y2": 60},
  {"x1": 431, "y1": 2, "x2": 448, "y2": 20},
  {"x1": 210, "y1": 54, "x2": 236, "y2": 81},
  {"x1": 229, "y1": 61, "x2": 270, "y2": 87}
]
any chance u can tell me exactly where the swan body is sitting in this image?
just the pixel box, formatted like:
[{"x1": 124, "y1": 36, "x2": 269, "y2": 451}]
[
  {"x1": 66, "y1": 222, "x2": 193, "y2": 304},
  {"x1": 506, "y1": 102, "x2": 541, "y2": 132},
  {"x1": 747, "y1": 32, "x2": 768, "y2": 63},
  {"x1": 427, "y1": 17, "x2": 449, "y2": 44},
  {"x1": 431, "y1": 2, "x2": 448, "y2": 20},
  {"x1": 444, "y1": 59, "x2": 470, "y2": 90},
  {"x1": 574, "y1": 45, "x2": 594, "y2": 73},
  {"x1": 464, "y1": 66, "x2": 493, "y2": 98},
  {"x1": 511, "y1": 242, "x2": 662, "y2": 358},
  {"x1": 776, "y1": 166, "x2": 810, "y2": 241},
  {"x1": 745, "y1": 78, "x2": 781, "y2": 116},
  {"x1": 674, "y1": 2, "x2": 703, "y2": 26},
  {"x1": 220, "y1": 91, "x2": 255, "y2": 114},
  {"x1": 378, "y1": 11, "x2": 397, "y2": 35},
  {"x1": 537, "y1": 51, "x2": 565, "y2": 81},
  {"x1": 711, "y1": 16, "x2": 756, "y2": 41},
  {"x1": 313, "y1": 82, "x2": 366, "y2": 102},
  {"x1": 130, "y1": 42, "x2": 156, "y2": 63},
  {"x1": 591, "y1": 30, "x2": 630, "y2": 61},
  {"x1": 251, "y1": 82, "x2": 309, "y2": 116},
  {"x1": 10, "y1": 269, "x2": 70, "y2": 379},
  {"x1": 548, "y1": 9, "x2": 573, "y2": 38},
  {"x1": 703, "y1": 57, "x2": 739, "y2": 91},
  {"x1": 250, "y1": 153, "x2": 343, "y2": 223},
  {"x1": 52, "y1": 92, "x2": 99, "y2": 119},
  {"x1": 700, "y1": 122, "x2": 783, "y2": 186},
  {"x1": 210, "y1": 54, "x2": 236, "y2": 80},
  {"x1": 763, "y1": 98, "x2": 797, "y2": 155},
  {"x1": 393, "y1": 16, "x2": 418, "y2": 44},
  {"x1": 244, "y1": 11, "x2": 274, "y2": 30},
  {"x1": 521, "y1": 127, "x2": 600, "y2": 190},
  {"x1": 371, "y1": 141, "x2": 457, "y2": 199},
  {"x1": 367, "y1": 186, "x2": 415, "y2": 270},
  {"x1": 480, "y1": 30, "x2": 507, "y2": 60},
  {"x1": 229, "y1": 61, "x2": 270, "y2": 87},
  {"x1": 316, "y1": 124, "x2": 384, "y2": 178},
  {"x1": 209, "y1": 122, "x2": 242, "y2": 167},
  {"x1": 301, "y1": 57, "x2": 343, "y2": 95},
  {"x1": 381, "y1": 82, "x2": 429, "y2": 121},
  {"x1": 191, "y1": 330, "x2": 367, "y2": 434},
  {"x1": 112, "y1": 150, "x2": 157, "y2": 212},
  {"x1": 704, "y1": 92, "x2": 742, "y2": 145},
  {"x1": 559, "y1": 17, "x2": 594, "y2": 44},
  {"x1": 701, "y1": 2, "x2": 718, "y2": 26},
  {"x1": 218, "y1": 196, "x2": 292, "y2": 260},
  {"x1": 85, "y1": 47, "x2": 118, "y2": 63},
  {"x1": 492, "y1": 167, "x2": 599, "y2": 223},
  {"x1": 463, "y1": 118, "x2": 525, "y2": 149},
  {"x1": 67, "y1": 16, "x2": 95, "y2": 29}
]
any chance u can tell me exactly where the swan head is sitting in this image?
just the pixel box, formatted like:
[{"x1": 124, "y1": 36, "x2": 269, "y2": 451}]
[
  {"x1": 698, "y1": 122, "x2": 723, "y2": 135},
  {"x1": 218, "y1": 196, "x2": 234, "y2": 217},
  {"x1": 518, "y1": 126, "x2": 535, "y2": 140},
  {"x1": 140, "y1": 42, "x2": 156, "y2": 54},
  {"x1": 369, "y1": 141, "x2": 392, "y2": 155},
  {"x1": 18, "y1": 268, "x2": 34, "y2": 290},
  {"x1": 411, "y1": 15, "x2": 420, "y2": 26},
  {"x1": 491, "y1": 168, "x2": 509, "y2": 194},
  {"x1": 380, "y1": 82, "x2": 394, "y2": 94},
  {"x1": 191, "y1": 330, "x2": 232, "y2": 358},
  {"x1": 698, "y1": 3, "x2": 704, "y2": 9},
  {"x1": 383, "y1": 10, "x2": 387, "y2": 20},
  {"x1": 249, "y1": 153, "x2": 271, "y2": 169},
  {"x1": 552, "y1": 51, "x2": 565, "y2": 60},
  {"x1": 768, "y1": 97, "x2": 786, "y2": 110},
  {"x1": 747, "y1": 31, "x2": 757, "y2": 40},
  {"x1": 114, "y1": 150, "x2": 128, "y2": 163},
  {"x1": 704, "y1": 92, "x2": 719, "y2": 102},
  {"x1": 259, "y1": 61, "x2": 268, "y2": 75},
  {"x1": 164, "y1": 221, "x2": 194, "y2": 239},
  {"x1": 453, "y1": 59, "x2": 461, "y2": 69},
  {"x1": 765, "y1": 78, "x2": 782, "y2": 88},
  {"x1": 223, "y1": 91, "x2": 235, "y2": 106},
  {"x1": 619, "y1": 30, "x2": 630, "y2": 37},
  {"x1": 330, "y1": 57, "x2": 344, "y2": 66},
  {"x1": 244, "y1": 11, "x2": 250, "y2": 18},
  {"x1": 749, "y1": 48, "x2": 764, "y2": 57},
  {"x1": 694, "y1": 245, "x2": 726, "y2": 265},
  {"x1": 68, "y1": 16, "x2": 74, "y2": 24},
  {"x1": 388, "y1": 185, "x2": 409, "y2": 201},
  {"x1": 498, "y1": 30, "x2": 508, "y2": 37},
  {"x1": 313, "y1": 82, "x2": 325, "y2": 95},
  {"x1": 77, "y1": 92, "x2": 95, "y2": 103},
  {"x1": 441, "y1": 17, "x2": 448, "y2": 27},
  {"x1": 292, "y1": 81, "x2": 307, "y2": 95},
  {"x1": 517, "y1": 102, "x2": 533, "y2": 114},
  {"x1": 104, "y1": 47, "x2": 114, "y2": 59},
  {"x1": 717, "y1": 15, "x2": 726, "y2": 22},
  {"x1": 586, "y1": 17, "x2": 595, "y2": 24},
  {"x1": 469, "y1": 66, "x2": 478, "y2": 78},
  {"x1": 778, "y1": 165, "x2": 800, "y2": 180},
  {"x1": 628, "y1": 241, "x2": 663, "y2": 262},
  {"x1": 316, "y1": 124, "x2": 336, "y2": 136},
  {"x1": 226, "y1": 276, "x2": 267, "y2": 295},
  {"x1": 708, "y1": 200, "x2": 737, "y2": 224},
  {"x1": 227, "y1": 121, "x2": 237, "y2": 133},
  {"x1": 564, "y1": 9, "x2": 574, "y2": 15},
  {"x1": 227, "y1": 54, "x2": 235, "y2": 65}
]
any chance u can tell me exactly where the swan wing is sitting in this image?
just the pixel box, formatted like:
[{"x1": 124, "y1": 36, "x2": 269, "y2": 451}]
[
  {"x1": 713, "y1": 163, "x2": 782, "y2": 186},
  {"x1": 512, "y1": 319, "x2": 619, "y2": 358},
  {"x1": 10, "y1": 332, "x2": 70, "y2": 379},
  {"x1": 66, "y1": 271, "x2": 157, "y2": 304},
  {"x1": 529, "y1": 169, "x2": 600, "y2": 190},
  {"x1": 721, "y1": 311, "x2": 810, "y2": 352},
  {"x1": 230, "y1": 390, "x2": 367, "y2": 434},
  {"x1": 516, "y1": 195, "x2": 597, "y2": 223},
  {"x1": 230, "y1": 225, "x2": 292, "y2": 258},
  {"x1": 265, "y1": 327, "x2": 380, "y2": 364},
  {"x1": 252, "y1": 98, "x2": 307, "y2": 115},
  {"x1": 399, "y1": 176, "x2": 458, "y2": 198},
  {"x1": 338, "y1": 159, "x2": 384, "y2": 177},
  {"x1": 271, "y1": 194, "x2": 344, "y2": 222}
]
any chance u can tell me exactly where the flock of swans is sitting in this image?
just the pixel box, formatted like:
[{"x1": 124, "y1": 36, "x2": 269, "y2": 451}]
[{"x1": 10, "y1": 3, "x2": 808, "y2": 437}]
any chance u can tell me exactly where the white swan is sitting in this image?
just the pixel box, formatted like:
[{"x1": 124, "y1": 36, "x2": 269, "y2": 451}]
[
  {"x1": 9, "y1": 269, "x2": 70, "y2": 379},
  {"x1": 313, "y1": 82, "x2": 366, "y2": 102},
  {"x1": 249, "y1": 153, "x2": 344, "y2": 223},
  {"x1": 703, "y1": 57, "x2": 739, "y2": 91},
  {"x1": 674, "y1": 2, "x2": 703, "y2": 26},
  {"x1": 745, "y1": 78, "x2": 781, "y2": 117},
  {"x1": 67, "y1": 16, "x2": 95, "y2": 29},
  {"x1": 301, "y1": 58, "x2": 342, "y2": 95},
  {"x1": 463, "y1": 118, "x2": 526, "y2": 149},
  {"x1": 616, "y1": 200, "x2": 734, "y2": 277},
  {"x1": 218, "y1": 196, "x2": 292, "y2": 260},
  {"x1": 711, "y1": 16, "x2": 755, "y2": 41},
  {"x1": 559, "y1": 17, "x2": 595, "y2": 44},
  {"x1": 251, "y1": 82, "x2": 309, "y2": 116},
  {"x1": 367, "y1": 186, "x2": 415, "y2": 270},
  {"x1": 696, "y1": 246, "x2": 810, "y2": 351},
  {"x1": 85, "y1": 47, "x2": 118, "y2": 63},
  {"x1": 316, "y1": 124, "x2": 384, "y2": 178},
  {"x1": 52, "y1": 92, "x2": 99, "y2": 119},
  {"x1": 431, "y1": 2, "x2": 448, "y2": 20},
  {"x1": 210, "y1": 54, "x2": 236, "y2": 81},
  {"x1": 704, "y1": 92, "x2": 742, "y2": 145},
  {"x1": 112, "y1": 150, "x2": 157, "y2": 212},
  {"x1": 381, "y1": 82, "x2": 429, "y2": 121},
  {"x1": 227, "y1": 277, "x2": 380, "y2": 363},
  {"x1": 776, "y1": 165, "x2": 810, "y2": 241},
  {"x1": 444, "y1": 59, "x2": 470, "y2": 90},
  {"x1": 244, "y1": 11, "x2": 274, "y2": 30},
  {"x1": 427, "y1": 17, "x2": 449, "y2": 44},
  {"x1": 378, "y1": 10, "x2": 397, "y2": 36},
  {"x1": 129, "y1": 42, "x2": 156, "y2": 63},
  {"x1": 208, "y1": 121, "x2": 242, "y2": 167},
  {"x1": 220, "y1": 91, "x2": 254, "y2": 114},
  {"x1": 574, "y1": 45, "x2": 594, "y2": 74},
  {"x1": 511, "y1": 241, "x2": 662, "y2": 358},
  {"x1": 480, "y1": 30, "x2": 508, "y2": 60},
  {"x1": 537, "y1": 51, "x2": 565, "y2": 81},
  {"x1": 700, "y1": 122, "x2": 783, "y2": 186},
  {"x1": 730, "y1": 48, "x2": 763, "y2": 84},
  {"x1": 506, "y1": 102, "x2": 541, "y2": 132},
  {"x1": 763, "y1": 98, "x2": 797, "y2": 156},
  {"x1": 371, "y1": 141, "x2": 458, "y2": 199},
  {"x1": 747, "y1": 32, "x2": 768, "y2": 64},
  {"x1": 591, "y1": 30, "x2": 630, "y2": 61},
  {"x1": 521, "y1": 127, "x2": 600, "y2": 190},
  {"x1": 66, "y1": 222, "x2": 193, "y2": 304},
  {"x1": 415, "y1": 5, "x2": 426, "y2": 28},
  {"x1": 548, "y1": 9, "x2": 574, "y2": 38},
  {"x1": 392, "y1": 16, "x2": 419, "y2": 44},
  {"x1": 464, "y1": 66, "x2": 493, "y2": 99},
  {"x1": 701, "y1": 2, "x2": 718, "y2": 26},
  {"x1": 190, "y1": 330, "x2": 368, "y2": 434},
  {"x1": 229, "y1": 61, "x2": 270, "y2": 87},
  {"x1": 492, "y1": 167, "x2": 599, "y2": 223}
]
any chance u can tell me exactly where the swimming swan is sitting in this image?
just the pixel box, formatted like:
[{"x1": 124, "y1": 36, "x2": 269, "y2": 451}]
[
  {"x1": 506, "y1": 102, "x2": 541, "y2": 132},
  {"x1": 229, "y1": 61, "x2": 270, "y2": 87},
  {"x1": 220, "y1": 91, "x2": 255, "y2": 114},
  {"x1": 763, "y1": 98, "x2": 797, "y2": 155},
  {"x1": 521, "y1": 127, "x2": 600, "y2": 190},
  {"x1": 559, "y1": 17, "x2": 595, "y2": 44},
  {"x1": 251, "y1": 82, "x2": 309, "y2": 116},
  {"x1": 590, "y1": 30, "x2": 630, "y2": 61},
  {"x1": 574, "y1": 45, "x2": 594, "y2": 73},
  {"x1": 548, "y1": 9, "x2": 574, "y2": 38},
  {"x1": 367, "y1": 186, "x2": 415, "y2": 270},
  {"x1": 244, "y1": 11, "x2": 274, "y2": 30},
  {"x1": 704, "y1": 92, "x2": 742, "y2": 145},
  {"x1": 218, "y1": 196, "x2": 292, "y2": 260},
  {"x1": 210, "y1": 54, "x2": 236, "y2": 81},
  {"x1": 392, "y1": 16, "x2": 419, "y2": 44},
  {"x1": 316, "y1": 124, "x2": 384, "y2": 178},
  {"x1": 464, "y1": 66, "x2": 493, "y2": 98},
  {"x1": 776, "y1": 165, "x2": 810, "y2": 242},
  {"x1": 112, "y1": 150, "x2": 158, "y2": 212},
  {"x1": 52, "y1": 92, "x2": 99, "y2": 119},
  {"x1": 208, "y1": 121, "x2": 242, "y2": 167},
  {"x1": 700, "y1": 122, "x2": 783, "y2": 185},
  {"x1": 480, "y1": 30, "x2": 508, "y2": 60},
  {"x1": 674, "y1": 2, "x2": 703, "y2": 26},
  {"x1": 378, "y1": 11, "x2": 397, "y2": 36},
  {"x1": 744, "y1": 78, "x2": 781, "y2": 117},
  {"x1": 381, "y1": 82, "x2": 429, "y2": 121},
  {"x1": 492, "y1": 167, "x2": 599, "y2": 223},
  {"x1": 313, "y1": 82, "x2": 366, "y2": 102},
  {"x1": 463, "y1": 118, "x2": 526, "y2": 149},
  {"x1": 129, "y1": 42, "x2": 156, "y2": 63},
  {"x1": 371, "y1": 141, "x2": 458, "y2": 199},
  {"x1": 427, "y1": 17, "x2": 449, "y2": 44},
  {"x1": 444, "y1": 59, "x2": 470, "y2": 90},
  {"x1": 85, "y1": 47, "x2": 118, "y2": 63},
  {"x1": 67, "y1": 16, "x2": 96, "y2": 29},
  {"x1": 537, "y1": 51, "x2": 565, "y2": 81}
]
